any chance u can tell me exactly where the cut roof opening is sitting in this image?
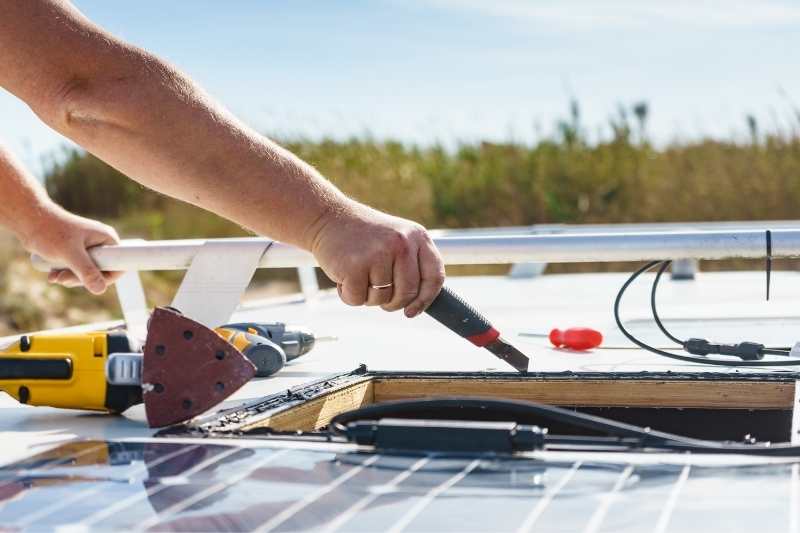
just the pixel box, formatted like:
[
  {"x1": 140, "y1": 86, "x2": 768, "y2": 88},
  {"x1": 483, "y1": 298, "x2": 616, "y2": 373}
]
[{"x1": 193, "y1": 370, "x2": 800, "y2": 444}]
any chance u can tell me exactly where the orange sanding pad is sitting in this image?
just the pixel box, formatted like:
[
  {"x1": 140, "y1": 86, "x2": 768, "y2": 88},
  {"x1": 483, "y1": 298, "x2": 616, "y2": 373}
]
[{"x1": 142, "y1": 307, "x2": 256, "y2": 428}]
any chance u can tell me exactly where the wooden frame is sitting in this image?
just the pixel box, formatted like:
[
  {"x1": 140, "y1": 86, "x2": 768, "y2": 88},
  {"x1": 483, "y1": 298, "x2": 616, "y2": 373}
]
[
  {"x1": 234, "y1": 371, "x2": 800, "y2": 434},
  {"x1": 251, "y1": 379, "x2": 374, "y2": 432},
  {"x1": 372, "y1": 378, "x2": 794, "y2": 409}
]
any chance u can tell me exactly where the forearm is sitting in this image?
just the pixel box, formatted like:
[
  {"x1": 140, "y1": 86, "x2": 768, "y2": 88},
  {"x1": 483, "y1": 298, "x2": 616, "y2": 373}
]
[
  {"x1": 0, "y1": 0, "x2": 446, "y2": 311},
  {"x1": 51, "y1": 65, "x2": 351, "y2": 248},
  {"x1": 0, "y1": 146, "x2": 58, "y2": 246},
  {"x1": 0, "y1": 1, "x2": 350, "y2": 249}
]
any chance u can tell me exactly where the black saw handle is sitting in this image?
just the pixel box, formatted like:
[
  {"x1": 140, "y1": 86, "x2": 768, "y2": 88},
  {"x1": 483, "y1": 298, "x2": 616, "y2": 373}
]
[{"x1": 425, "y1": 286, "x2": 500, "y2": 347}]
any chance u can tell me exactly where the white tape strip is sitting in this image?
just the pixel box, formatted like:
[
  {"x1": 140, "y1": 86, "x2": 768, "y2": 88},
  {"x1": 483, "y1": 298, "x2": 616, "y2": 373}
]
[
  {"x1": 115, "y1": 271, "x2": 149, "y2": 342},
  {"x1": 170, "y1": 239, "x2": 272, "y2": 328}
]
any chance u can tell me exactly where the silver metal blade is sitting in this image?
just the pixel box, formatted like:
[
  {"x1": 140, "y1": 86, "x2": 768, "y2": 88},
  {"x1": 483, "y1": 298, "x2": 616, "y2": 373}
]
[{"x1": 485, "y1": 338, "x2": 530, "y2": 373}]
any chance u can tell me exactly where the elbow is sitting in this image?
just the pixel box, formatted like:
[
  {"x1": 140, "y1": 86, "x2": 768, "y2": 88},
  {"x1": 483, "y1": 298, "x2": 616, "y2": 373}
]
[
  {"x1": 35, "y1": 51, "x2": 188, "y2": 138},
  {"x1": 33, "y1": 72, "x2": 128, "y2": 138},
  {"x1": 46, "y1": 76, "x2": 93, "y2": 130}
]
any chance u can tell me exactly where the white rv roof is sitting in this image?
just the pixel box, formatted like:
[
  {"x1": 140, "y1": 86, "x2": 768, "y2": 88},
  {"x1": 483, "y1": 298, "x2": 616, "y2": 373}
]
[{"x1": 1, "y1": 269, "x2": 797, "y2": 461}]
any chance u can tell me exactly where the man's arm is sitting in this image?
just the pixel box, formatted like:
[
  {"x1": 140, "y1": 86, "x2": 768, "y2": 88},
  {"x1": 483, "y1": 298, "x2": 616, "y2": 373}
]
[
  {"x1": 0, "y1": 0, "x2": 445, "y2": 317},
  {"x1": 0, "y1": 145, "x2": 120, "y2": 294}
]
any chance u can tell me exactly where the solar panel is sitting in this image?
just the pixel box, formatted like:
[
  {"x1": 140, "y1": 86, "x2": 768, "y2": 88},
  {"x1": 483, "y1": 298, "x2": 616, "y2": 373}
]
[{"x1": 1, "y1": 440, "x2": 797, "y2": 532}]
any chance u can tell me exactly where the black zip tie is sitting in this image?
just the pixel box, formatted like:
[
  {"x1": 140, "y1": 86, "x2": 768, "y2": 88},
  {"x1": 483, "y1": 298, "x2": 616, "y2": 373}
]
[{"x1": 766, "y1": 229, "x2": 772, "y2": 301}]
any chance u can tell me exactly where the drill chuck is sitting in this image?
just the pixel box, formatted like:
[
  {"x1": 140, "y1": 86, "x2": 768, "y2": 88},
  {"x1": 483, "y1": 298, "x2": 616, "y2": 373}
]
[{"x1": 221, "y1": 322, "x2": 316, "y2": 361}]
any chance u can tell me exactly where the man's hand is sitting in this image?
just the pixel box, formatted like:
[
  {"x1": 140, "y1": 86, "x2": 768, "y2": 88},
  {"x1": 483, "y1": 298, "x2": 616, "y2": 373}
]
[
  {"x1": 309, "y1": 204, "x2": 445, "y2": 317},
  {"x1": 0, "y1": 143, "x2": 121, "y2": 296},
  {"x1": 20, "y1": 206, "x2": 122, "y2": 295}
]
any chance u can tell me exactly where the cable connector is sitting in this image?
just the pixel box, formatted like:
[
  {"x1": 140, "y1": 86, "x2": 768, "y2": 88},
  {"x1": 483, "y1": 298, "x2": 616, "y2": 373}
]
[
  {"x1": 683, "y1": 338, "x2": 713, "y2": 356},
  {"x1": 684, "y1": 338, "x2": 765, "y2": 360},
  {"x1": 719, "y1": 342, "x2": 765, "y2": 360}
]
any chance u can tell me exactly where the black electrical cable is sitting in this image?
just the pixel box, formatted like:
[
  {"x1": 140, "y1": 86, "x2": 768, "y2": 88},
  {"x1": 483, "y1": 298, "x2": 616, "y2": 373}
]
[
  {"x1": 329, "y1": 397, "x2": 709, "y2": 448},
  {"x1": 329, "y1": 397, "x2": 800, "y2": 456},
  {"x1": 766, "y1": 229, "x2": 772, "y2": 301},
  {"x1": 763, "y1": 348, "x2": 793, "y2": 356},
  {"x1": 650, "y1": 260, "x2": 683, "y2": 345},
  {"x1": 648, "y1": 259, "x2": 791, "y2": 357},
  {"x1": 614, "y1": 261, "x2": 799, "y2": 367}
]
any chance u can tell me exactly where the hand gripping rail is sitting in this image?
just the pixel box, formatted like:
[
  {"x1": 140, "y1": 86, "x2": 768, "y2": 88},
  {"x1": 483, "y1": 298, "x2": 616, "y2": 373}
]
[{"x1": 30, "y1": 230, "x2": 800, "y2": 272}]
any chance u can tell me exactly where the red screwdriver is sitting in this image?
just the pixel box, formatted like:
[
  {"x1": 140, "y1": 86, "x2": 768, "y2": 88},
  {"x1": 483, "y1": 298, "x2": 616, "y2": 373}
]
[{"x1": 519, "y1": 327, "x2": 603, "y2": 351}]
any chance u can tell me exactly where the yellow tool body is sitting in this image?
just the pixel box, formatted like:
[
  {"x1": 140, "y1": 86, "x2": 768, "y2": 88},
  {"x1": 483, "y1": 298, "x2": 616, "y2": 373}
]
[
  {"x1": 0, "y1": 320, "x2": 310, "y2": 414},
  {"x1": 0, "y1": 331, "x2": 141, "y2": 412}
]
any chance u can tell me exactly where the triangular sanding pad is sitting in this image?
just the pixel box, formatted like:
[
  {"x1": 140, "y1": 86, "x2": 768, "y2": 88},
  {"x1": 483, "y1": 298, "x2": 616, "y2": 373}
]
[{"x1": 142, "y1": 307, "x2": 256, "y2": 427}]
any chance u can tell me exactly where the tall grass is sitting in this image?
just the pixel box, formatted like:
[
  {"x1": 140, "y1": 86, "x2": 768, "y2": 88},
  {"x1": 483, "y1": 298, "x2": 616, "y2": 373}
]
[{"x1": 1, "y1": 103, "x2": 798, "y2": 332}]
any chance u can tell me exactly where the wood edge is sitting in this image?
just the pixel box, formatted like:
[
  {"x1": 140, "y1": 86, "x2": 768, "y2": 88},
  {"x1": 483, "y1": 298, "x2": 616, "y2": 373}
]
[
  {"x1": 242, "y1": 378, "x2": 375, "y2": 432},
  {"x1": 372, "y1": 378, "x2": 795, "y2": 409}
]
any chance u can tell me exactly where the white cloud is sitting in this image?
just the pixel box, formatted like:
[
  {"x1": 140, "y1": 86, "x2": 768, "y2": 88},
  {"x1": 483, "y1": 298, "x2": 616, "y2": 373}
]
[{"x1": 420, "y1": 0, "x2": 800, "y2": 30}]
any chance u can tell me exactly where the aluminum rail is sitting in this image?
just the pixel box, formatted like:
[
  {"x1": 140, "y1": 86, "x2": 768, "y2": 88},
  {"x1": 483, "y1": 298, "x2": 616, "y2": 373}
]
[
  {"x1": 429, "y1": 219, "x2": 800, "y2": 237},
  {"x1": 30, "y1": 230, "x2": 798, "y2": 272}
]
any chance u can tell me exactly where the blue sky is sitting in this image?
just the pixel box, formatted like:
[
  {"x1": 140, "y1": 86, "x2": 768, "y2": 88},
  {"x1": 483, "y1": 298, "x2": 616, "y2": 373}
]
[{"x1": 2, "y1": 0, "x2": 799, "y2": 174}]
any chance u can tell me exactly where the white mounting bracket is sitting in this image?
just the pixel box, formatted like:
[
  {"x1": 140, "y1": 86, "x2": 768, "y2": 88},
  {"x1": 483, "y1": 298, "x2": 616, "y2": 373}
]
[{"x1": 170, "y1": 239, "x2": 272, "y2": 328}]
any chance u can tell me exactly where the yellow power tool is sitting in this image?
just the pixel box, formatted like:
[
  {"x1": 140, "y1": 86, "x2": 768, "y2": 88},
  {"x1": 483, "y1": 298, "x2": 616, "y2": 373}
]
[
  {"x1": 0, "y1": 330, "x2": 143, "y2": 413},
  {"x1": 0, "y1": 317, "x2": 316, "y2": 416},
  {"x1": 0, "y1": 307, "x2": 260, "y2": 427}
]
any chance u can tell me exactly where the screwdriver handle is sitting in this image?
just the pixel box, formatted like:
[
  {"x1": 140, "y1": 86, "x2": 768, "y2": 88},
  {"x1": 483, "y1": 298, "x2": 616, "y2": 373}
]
[
  {"x1": 549, "y1": 327, "x2": 603, "y2": 351},
  {"x1": 425, "y1": 286, "x2": 500, "y2": 347}
]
